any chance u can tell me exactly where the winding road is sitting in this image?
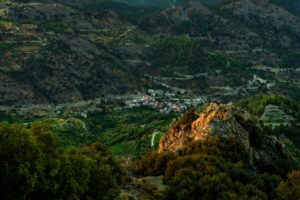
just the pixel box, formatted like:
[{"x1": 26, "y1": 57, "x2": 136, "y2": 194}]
[{"x1": 151, "y1": 131, "x2": 160, "y2": 148}]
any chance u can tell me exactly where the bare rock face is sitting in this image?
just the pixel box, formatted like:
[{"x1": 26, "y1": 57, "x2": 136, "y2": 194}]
[
  {"x1": 158, "y1": 103, "x2": 252, "y2": 153},
  {"x1": 158, "y1": 103, "x2": 297, "y2": 173}
]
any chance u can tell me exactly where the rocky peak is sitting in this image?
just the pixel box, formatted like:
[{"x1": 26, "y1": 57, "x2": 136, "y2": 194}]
[
  {"x1": 158, "y1": 103, "x2": 297, "y2": 173},
  {"x1": 158, "y1": 102, "x2": 253, "y2": 153}
]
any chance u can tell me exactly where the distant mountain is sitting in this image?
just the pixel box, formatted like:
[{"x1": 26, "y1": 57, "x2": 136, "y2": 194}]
[
  {"x1": 114, "y1": 0, "x2": 222, "y2": 7},
  {"x1": 140, "y1": 1, "x2": 263, "y2": 49},
  {"x1": 219, "y1": 0, "x2": 300, "y2": 48},
  {"x1": 0, "y1": 2, "x2": 139, "y2": 104},
  {"x1": 114, "y1": 0, "x2": 174, "y2": 7},
  {"x1": 0, "y1": 0, "x2": 299, "y2": 105}
]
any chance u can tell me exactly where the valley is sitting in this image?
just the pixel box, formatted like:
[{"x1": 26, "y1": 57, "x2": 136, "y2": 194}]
[{"x1": 0, "y1": 0, "x2": 299, "y2": 199}]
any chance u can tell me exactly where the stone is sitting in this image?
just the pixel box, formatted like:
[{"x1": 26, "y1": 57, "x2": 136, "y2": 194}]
[{"x1": 158, "y1": 103, "x2": 298, "y2": 173}]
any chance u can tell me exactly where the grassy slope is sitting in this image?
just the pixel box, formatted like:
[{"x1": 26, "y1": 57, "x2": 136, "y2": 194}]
[{"x1": 0, "y1": 107, "x2": 179, "y2": 156}]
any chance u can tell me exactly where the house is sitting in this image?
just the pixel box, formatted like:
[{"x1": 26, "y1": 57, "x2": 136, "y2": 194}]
[
  {"x1": 147, "y1": 89, "x2": 164, "y2": 98},
  {"x1": 164, "y1": 92, "x2": 175, "y2": 100}
]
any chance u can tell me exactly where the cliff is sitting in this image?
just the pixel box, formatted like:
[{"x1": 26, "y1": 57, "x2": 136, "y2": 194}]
[{"x1": 158, "y1": 103, "x2": 298, "y2": 172}]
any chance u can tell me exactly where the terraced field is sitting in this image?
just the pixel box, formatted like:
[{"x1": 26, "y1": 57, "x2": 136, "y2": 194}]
[{"x1": 260, "y1": 104, "x2": 295, "y2": 128}]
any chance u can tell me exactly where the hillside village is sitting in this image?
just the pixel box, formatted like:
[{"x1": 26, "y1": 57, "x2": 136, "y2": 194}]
[
  {"x1": 0, "y1": 88, "x2": 207, "y2": 119},
  {"x1": 125, "y1": 89, "x2": 206, "y2": 113},
  {"x1": 0, "y1": 71, "x2": 274, "y2": 119}
]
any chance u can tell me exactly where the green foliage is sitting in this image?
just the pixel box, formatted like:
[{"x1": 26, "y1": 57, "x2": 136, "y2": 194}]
[
  {"x1": 136, "y1": 137, "x2": 290, "y2": 200},
  {"x1": 0, "y1": 123, "x2": 44, "y2": 199},
  {"x1": 0, "y1": 107, "x2": 178, "y2": 156},
  {"x1": 179, "y1": 137, "x2": 249, "y2": 163},
  {"x1": 150, "y1": 36, "x2": 240, "y2": 74},
  {"x1": 0, "y1": 122, "x2": 121, "y2": 200},
  {"x1": 277, "y1": 50, "x2": 300, "y2": 68},
  {"x1": 166, "y1": 169, "x2": 268, "y2": 200},
  {"x1": 84, "y1": 107, "x2": 178, "y2": 156},
  {"x1": 148, "y1": 36, "x2": 249, "y2": 87},
  {"x1": 41, "y1": 22, "x2": 69, "y2": 33},
  {"x1": 49, "y1": 118, "x2": 89, "y2": 147},
  {"x1": 253, "y1": 173, "x2": 283, "y2": 200},
  {"x1": 0, "y1": 43, "x2": 13, "y2": 51},
  {"x1": 151, "y1": 36, "x2": 207, "y2": 69},
  {"x1": 136, "y1": 152, "x2": 176, "y2": 176},
  {"x1": 0, "y1": 43, "x2": 15, "y2": 56},
  {"x1": 237, "y1": 94, "x2": 300, "y2": 149},
  {"x1": 276, "y1": 170, "x2": 300, "y2": 200},
  {"x1": 237, "y1": 94, "x2": 300, "y2": 119}
]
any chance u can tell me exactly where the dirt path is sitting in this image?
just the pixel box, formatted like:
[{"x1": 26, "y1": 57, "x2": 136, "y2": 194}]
[{"x1": 151, "y1": 131, "x2": 160, "y2": 148}]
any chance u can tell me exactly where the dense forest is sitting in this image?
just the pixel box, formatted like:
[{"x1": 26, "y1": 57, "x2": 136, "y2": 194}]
[
  {"x1": 0, "y1": 122, "x2": 121, "y2": 200},
  {"x1": 136, "y1": 138, "x2": 300, "y2": 200},
  {"x1": 1, "y1": 122, "x2": 299, "y2": 199}
]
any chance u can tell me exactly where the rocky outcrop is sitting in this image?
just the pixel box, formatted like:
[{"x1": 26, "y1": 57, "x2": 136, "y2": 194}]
[
  {"x1": 158, "y1": 103, "x2": 252, "y2": 152},
  {"x1": 158, "y1": 103, "x2": 297, "y2": 173}
]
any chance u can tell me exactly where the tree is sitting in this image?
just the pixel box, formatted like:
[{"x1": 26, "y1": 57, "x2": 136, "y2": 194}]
[
  {"x1": 0, "y1": 123, "x2": 44, "y2": 199},
  {"x1": 276, "y1": 170, "x2": 300, "y2": 200},
  {"x1": 0, "y1": 122, "x2": 121, "y2": 200}
]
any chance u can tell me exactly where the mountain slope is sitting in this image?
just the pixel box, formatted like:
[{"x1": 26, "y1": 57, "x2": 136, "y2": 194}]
[
  {"x1": 140, "y1": 1, "x2": 263, "y2": 50},
  {"x1": 0, "y1": 0, "x2": 300, "y2": 105},
  {"x1": 0, "y1": 2, "x2": 139, "y2": 104},
  {"x1": 115, "y1": 0, "x2": 223, "y2": 7},
  {"x1": 219, "y1": 0, "x2": 300, "y2": 48}
]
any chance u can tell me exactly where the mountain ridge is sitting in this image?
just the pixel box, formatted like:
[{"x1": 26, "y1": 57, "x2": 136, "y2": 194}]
[{"x1": 0, "y1": 0, "x2": 299, "y2": 105}]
